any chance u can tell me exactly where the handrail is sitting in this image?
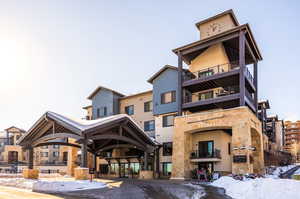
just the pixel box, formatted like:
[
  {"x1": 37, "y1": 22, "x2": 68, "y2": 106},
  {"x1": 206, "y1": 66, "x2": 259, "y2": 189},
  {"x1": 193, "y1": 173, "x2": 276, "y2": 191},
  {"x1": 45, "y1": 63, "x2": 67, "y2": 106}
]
[
  {"x1": 184, "y1": 86, "x2": 239, "y2": 103},
  {"x1": 190, "y1": 149, "x2": 221, "y2": 159},
  {"x1": 184, "y1": 61, "x2": 239, "y2": 81}
]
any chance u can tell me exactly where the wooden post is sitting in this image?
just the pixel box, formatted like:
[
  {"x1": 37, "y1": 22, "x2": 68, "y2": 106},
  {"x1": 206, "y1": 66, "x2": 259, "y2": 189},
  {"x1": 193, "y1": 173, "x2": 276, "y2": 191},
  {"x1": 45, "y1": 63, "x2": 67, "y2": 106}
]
[
  {"x1": 81, "y1": 138, "x2": 88, "y2": 168},
  {"x1": 254, "y1": 62, "x2": 258, "y2": 115},
  {"x1": 28, "y1": 147, "x2": 34, "y2": 169},
  {"x1": 239, "y1": 31, "x2": 246, "y2": 106},
  {"x1": 144, "y1": 152, "x2": 148, "y2": 170},
  {"x1": 156, "y1": 148, "x2": 160, "y2": 178},
  {"x1": 177, "y1": 51, "x2": 183, "y2": 116}
]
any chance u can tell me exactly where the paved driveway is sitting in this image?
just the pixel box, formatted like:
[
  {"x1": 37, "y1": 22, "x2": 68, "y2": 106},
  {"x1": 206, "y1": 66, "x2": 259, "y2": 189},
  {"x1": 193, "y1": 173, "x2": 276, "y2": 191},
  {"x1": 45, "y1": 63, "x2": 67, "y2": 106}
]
[{"x1": 0, "y1": 185, "x2": 62, "y2": 199}]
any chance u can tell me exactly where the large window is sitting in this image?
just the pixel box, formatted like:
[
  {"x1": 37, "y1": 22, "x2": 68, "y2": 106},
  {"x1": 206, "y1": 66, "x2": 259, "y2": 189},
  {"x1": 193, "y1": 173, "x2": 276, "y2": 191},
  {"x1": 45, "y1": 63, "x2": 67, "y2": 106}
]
[
  {"x1": 198, "y1": 91, "x2": 214, "y2": 100},
  {"x1": 53, "y1": 151, "x2": 59, "y2": 157},
  {"x1": 53, "y1": 145, "x2": 60, "y2": 149},
  {"x1": 162, "y1": 162, "x2": 172, "y2": 176},
  {"x1": 130, "y1": 163, "x2": 140, "y2": 174},
  {"x1": 97, "y1": 107, "x2": 107, "y2": 118},
  {"x1": 161, "y1": 91, "x2": 176, "y2": 104},
  {"x1": 162, "y1": 115, "x2": 175, "y2": 127},
  {"x1": 99, "y1": 164, "x2": 109, "y2": 174},
  {"x1": 163, "y1": 142, "x2": 173, "y2": 156},
  {"x1": 198, "y1": 69, "x2": 214, "y2": 78},
  {"x1": 144, "y1": 101, "x2": 153, "y2": 112},
  {"x1": 144, "y1": 120, "x2": 155, "y2": 131},
  {"x1": 40, "y1": 152, "x2": 48, "y2": 157},
  {"x1": 110, "y1": 163, "x2": 119, "y2": 174},
  {"x1": 125, "y1": 105, "x2": 134, "y2": 115}
]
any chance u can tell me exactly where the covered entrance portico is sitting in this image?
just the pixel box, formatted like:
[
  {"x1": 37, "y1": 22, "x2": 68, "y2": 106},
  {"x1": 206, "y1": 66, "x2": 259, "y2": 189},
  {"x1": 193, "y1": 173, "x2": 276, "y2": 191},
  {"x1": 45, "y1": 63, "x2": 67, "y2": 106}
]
[{"x1": 17, "y1": 112, "x2": 159, "y2": 180}]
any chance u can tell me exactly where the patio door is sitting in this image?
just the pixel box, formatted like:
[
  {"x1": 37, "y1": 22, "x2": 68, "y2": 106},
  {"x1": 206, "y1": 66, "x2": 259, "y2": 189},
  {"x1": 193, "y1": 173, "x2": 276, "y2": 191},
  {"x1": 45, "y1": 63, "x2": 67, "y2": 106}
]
[{"x1": 198, "y1": 141, "x2": 214, "y2": 158}]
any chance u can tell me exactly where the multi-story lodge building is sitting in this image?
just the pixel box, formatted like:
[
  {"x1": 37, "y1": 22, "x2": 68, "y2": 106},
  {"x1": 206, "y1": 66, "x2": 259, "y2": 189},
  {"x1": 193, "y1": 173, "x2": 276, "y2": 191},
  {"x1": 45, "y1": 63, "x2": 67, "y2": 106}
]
[
  {"x1": 284, "y1": 121, "x2": 300, "y2": 162},
  {"x1": 81, "y1": 10, "x2": 264, "y2": 178},
  {"x1": 17, "y1": 10, "x2": 287, "y2": 180}
]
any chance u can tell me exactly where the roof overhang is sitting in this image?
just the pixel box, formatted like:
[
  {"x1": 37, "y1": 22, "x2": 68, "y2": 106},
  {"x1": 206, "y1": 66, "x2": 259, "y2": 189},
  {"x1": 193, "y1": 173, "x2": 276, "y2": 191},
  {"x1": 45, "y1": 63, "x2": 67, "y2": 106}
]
[
  {"x1": 172, "y1": 24, "x2": 263, "y2": 65},
  {"x1": 87, "y1": 86, "x2": 125, "y2": 100}
]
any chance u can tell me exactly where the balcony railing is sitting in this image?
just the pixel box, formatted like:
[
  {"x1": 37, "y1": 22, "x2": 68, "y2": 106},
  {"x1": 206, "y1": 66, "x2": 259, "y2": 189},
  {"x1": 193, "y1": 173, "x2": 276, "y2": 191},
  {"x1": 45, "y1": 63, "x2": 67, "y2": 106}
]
[
  {"x1": 184, "y1": 62, "x2": 239, "y2": 81},
  {"x1": 184, "y1": 86, "x2": 239, "y2": 104},
  {"x1": 190, "y1": 149, "x2": 221, "y2": 159}
]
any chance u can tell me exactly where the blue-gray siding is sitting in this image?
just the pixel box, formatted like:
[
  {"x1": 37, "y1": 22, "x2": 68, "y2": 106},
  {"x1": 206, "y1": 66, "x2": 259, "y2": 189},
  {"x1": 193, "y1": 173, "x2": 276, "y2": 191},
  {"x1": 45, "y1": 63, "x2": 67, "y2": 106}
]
[
  {"x1": 152, "y1": 69, "x2": 178, "y2": 115},
  {"x1": 92, "y1": 89, "x2": 114, "y2": 119}
]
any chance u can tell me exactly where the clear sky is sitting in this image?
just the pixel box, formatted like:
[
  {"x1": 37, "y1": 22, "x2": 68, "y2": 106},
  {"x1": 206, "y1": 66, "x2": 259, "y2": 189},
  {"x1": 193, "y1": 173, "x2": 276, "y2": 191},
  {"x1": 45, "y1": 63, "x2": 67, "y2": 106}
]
[{"x1": 0, "y1": 0, "x2": 299, "y2": 130}]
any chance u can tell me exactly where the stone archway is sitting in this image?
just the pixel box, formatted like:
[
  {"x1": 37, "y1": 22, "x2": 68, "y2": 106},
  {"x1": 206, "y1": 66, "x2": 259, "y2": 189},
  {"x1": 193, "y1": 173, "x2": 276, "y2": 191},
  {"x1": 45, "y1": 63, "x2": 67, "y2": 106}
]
[{"x1": 251, "y1": 127, "x2": 264, "y2": 174}]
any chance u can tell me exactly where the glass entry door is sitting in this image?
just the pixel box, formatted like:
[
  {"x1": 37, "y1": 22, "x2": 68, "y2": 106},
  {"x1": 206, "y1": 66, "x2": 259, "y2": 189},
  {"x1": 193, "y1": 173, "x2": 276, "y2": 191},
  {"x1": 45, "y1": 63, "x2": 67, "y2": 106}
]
[{"x1": 120, "y1": 163, "x2": 129, "y2": 178}]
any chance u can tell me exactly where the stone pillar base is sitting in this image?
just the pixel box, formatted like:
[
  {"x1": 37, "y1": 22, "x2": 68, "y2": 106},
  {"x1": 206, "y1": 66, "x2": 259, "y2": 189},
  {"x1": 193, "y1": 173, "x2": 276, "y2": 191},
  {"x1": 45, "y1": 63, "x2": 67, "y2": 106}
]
[
  {"x1": 23, "y1": 169, "x2": 39, "y2": 179},
  {"x1": 74, "y1": 167, "x2": 89, "y2": 180},
  {"x1": 139, "y1": 170, "x2": 153, "y2": 180}
]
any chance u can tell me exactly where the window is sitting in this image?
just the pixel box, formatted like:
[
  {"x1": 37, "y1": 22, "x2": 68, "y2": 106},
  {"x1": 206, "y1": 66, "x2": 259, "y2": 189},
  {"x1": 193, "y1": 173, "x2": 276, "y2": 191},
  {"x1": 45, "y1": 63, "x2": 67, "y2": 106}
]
[
  {"x1": 228, "y1": 143, "x2": 231, "y2": 155},
  {"x1": 53, "y1": 152, "x2": 59, "y2": 157},
  {"x1": 97, "y1": 108, "x2": 100, "y2": 118},
  {"x1": 144, "y1": 120, "x2": 155, "y2": 131},
  {"x1": 41, "y1": 146, "x2": 48, "y2": 149},
  {"x1": 198, "y1": 91, "x2": 214, "y2": 100},
  {"x1": 162, "y1": 162, "x2": 172, "y2": 176},
  {"x1": 53, "y1": 145, "x2": 59, "y2": 149},
  {"x1": 63, "y1": 152, "x2": 68, "y2": 162},
  {"x1": 130, "y1": 163, "x2": 140, "y2": 174},
  {"x1": 198, "y1": 141, "x2": 214, "y2": 158},
  {"x1": 40, "y1": 152, "x2": 48, "y2": 157},
  {"x1": 97, "y1": 107, "x2": 107, "y2": 118},
  {"x1": 198, "y1": 69, "x2": 214, "y2": 78},
  {"x1": 163, "y1": 142, "x2": 173, "y2": 156},
  {"x1": 99, "y1": 164, "x2": 109, "y2": 174},
  {"x1": 110, "y1": 163, "x2": 119, "y2": 174},
  {"x1": 161, "y1": 91, "x2": 176, "y2": 104},
  {"x1": 125, "y1": 105, "x2": 134, "y2": 115},
  {"x1": 144, "y1": 101, "x2": 153, "y2": 112},
  {"x1": 162, "y1": 115, "x2": 175, "y2": 127}
]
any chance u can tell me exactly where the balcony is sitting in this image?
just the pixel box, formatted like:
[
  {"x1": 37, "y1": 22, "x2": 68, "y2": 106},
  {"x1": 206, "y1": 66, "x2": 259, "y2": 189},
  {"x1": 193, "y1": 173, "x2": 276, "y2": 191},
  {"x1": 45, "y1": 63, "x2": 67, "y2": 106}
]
[
  {"x1": 190, "y1": 149, "x2": 221, "y2": 162},
  {"x1": 183, "y1": 86, "x2": 240, "y2": 112},
  {"x1": 183, "y1": 62, "x2": 255, "y2": 94}
]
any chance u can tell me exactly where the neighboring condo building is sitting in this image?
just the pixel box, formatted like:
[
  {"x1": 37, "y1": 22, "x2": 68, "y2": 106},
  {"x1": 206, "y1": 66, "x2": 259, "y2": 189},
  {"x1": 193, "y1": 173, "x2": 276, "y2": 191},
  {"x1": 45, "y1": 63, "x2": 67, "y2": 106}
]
[
  {"x1": 284, "y1": 120, "x2": 300, "y2": 162},
  {"x1": 82, "y1": 10, "x2": 269, "y2": 179},
  {"x1": 258, "y1": 100, "x2": 290, "y2": 166}
]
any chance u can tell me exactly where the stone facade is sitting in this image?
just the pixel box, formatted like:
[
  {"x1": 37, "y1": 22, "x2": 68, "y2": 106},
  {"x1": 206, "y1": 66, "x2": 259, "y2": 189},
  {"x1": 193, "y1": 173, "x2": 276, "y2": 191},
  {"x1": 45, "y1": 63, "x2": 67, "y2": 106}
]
[{"x1": 171, "y1": 107, "x2": 264, "y2": 179}]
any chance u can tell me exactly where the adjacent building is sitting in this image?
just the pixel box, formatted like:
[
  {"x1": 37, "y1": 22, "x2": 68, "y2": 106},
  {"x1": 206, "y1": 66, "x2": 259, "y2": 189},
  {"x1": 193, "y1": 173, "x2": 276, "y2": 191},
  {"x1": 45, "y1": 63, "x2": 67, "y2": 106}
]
[{"x1": 284, "y1": 121, "x2": 300, "y2": 162}]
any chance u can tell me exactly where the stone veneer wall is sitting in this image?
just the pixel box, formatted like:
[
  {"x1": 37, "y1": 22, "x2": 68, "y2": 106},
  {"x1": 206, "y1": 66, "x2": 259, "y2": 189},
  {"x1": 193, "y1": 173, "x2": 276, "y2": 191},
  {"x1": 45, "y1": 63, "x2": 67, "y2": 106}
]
[{"x1": 171, "y1": 106, "x2": 264, "y2": 179}]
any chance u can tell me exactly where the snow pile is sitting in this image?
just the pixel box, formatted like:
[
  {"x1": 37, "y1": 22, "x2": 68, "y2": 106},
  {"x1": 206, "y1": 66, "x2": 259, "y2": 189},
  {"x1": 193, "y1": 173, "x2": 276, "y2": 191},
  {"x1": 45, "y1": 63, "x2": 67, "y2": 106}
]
[
  {"x1": 0, "y1": 178, "x2": 106, "y2": 193},
  {"x1": 212, "y1": 176, "x2": 300, "y2": 199},
  {"x1": 0, "y1": 178, "x2": 35, "y2": 189},
  {"x1": 33, "y1": 180, "x2": 106, "y2": 193},
  {"x1": 266, "y1": 165, "x2": 296, "y2": 178}
]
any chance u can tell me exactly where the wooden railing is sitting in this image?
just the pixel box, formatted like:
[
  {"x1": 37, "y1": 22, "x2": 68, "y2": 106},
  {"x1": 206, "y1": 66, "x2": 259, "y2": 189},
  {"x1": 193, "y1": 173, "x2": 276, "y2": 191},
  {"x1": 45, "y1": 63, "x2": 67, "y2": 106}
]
[{"x1": 190, "y1": 149, "x2": 221, "y2": 159}]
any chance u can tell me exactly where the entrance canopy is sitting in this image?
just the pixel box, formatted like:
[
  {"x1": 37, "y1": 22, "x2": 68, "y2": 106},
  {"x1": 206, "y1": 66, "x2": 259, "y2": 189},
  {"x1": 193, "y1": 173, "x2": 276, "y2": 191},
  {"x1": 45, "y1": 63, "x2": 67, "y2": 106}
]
[{"x1": 18, "y1": 112, "x2": 159, "y2": 166}]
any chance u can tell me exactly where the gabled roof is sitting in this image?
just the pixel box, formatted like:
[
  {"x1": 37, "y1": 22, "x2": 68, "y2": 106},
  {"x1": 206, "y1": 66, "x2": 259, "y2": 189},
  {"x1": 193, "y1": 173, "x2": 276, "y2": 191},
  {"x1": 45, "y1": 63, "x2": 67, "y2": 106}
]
[
  {"x1": 17, "y1": 111, "x2": 157, "y2": 146},
  {"x1": 120, "y1": 90, "x2": 152, "y2": 100},
  {"x1": 87, "y1": 86, "x2": 125, "y2": 100},
  {"x1": 195, "y1": 9, "x2": 239, "y2": 29},
  {"x1": 147, "y1": 65, "x2": 179, "y2": 84},
  {"x1": 82, "y1": 105, "x2": 92, "y2": 110},
  {"x1": 5, "y1": 126, "x2": 26, "y2": 133}
]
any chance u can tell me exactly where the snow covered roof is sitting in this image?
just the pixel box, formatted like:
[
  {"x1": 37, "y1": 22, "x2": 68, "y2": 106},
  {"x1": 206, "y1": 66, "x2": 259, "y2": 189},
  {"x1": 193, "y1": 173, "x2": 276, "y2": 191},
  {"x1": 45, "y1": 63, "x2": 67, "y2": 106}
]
[{"x1": 18, "y1": 111, "x2": 158, "y2": 146}]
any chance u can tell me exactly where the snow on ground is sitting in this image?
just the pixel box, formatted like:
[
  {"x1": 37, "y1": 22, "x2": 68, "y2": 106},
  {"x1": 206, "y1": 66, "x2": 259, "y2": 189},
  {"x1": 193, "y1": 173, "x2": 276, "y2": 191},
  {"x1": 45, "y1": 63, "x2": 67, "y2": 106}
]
[
  {"x1": 32, "y1": 180, "x2": 106, "y2": 193},
  {"x1": 0, "y1": 177, "x2": 106, "y2": 193},
  {"x1": 265, "y1": 164, "x2": 297, "y2": 178},
  {"x1": 211, "y1": 176, "x2": 300, "y2": 199},
  {"x1": 184, "y1": 183, "x2": 206, "y2": 199}
]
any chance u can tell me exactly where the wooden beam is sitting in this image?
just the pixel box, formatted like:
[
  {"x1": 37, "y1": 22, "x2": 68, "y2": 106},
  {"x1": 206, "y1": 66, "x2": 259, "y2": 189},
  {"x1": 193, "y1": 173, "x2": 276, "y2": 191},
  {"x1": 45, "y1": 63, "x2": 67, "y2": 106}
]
[
  {"x1": 254, "y1": 62, "x2": 258, "y2": 115},
  {"x1": 178, "y1": 51, "x2": 183, "y2": 116},
  {"x1": 81, "y1": 137, "x2": 88, "y2": 168},
  {"x1": 89, "y1": 134, "x2": 147, "y2": 151},
  {"x1": 96, "y1": 144, "x2": 145, "y2": 153},
  {"x1": 181, "y1": 32, "x2": 239, "y2": 55},
  {"x1": 28, "y1": 147, "x2": 34, "y2": 169},
  {"x1": 239, "y1": 31, "x2": 246, "y2": 106},
  {"x1": 32, "y1": 133, "x2": 82, "y2": 146}
]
